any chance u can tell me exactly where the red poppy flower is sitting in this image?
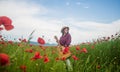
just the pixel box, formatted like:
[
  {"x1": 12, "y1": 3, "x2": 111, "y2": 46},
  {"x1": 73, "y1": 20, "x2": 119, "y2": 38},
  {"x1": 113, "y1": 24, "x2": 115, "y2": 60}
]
[
  {"x1": 55, "y1": 57, "x2": 60, "y2": 61},
  {"x1": 72, "y1": 55, "x2": 79, "y2": 60},
  {"x1": 4, "y1": 25, "x2": 14, "y2": 31},
  {"x1": 25, "y1": 49, "x2": 33, "y2": 53},
  {"x1": 87, "y1": 42, "x2": 90, "y2": 45},
  {"x1": 0, "y1": 16, "x2": 14, "y2": 31},
  {"x1": 0, "y1": 41, "x2": 5, "y2": 45},
  {"x1": 34, "y1": 52, "x2": 42, "y2": 59},
  {"x1": 61, "y1": 57, "x2": 66, "y2": 61},
  {"x1": 82, "y1": 42, "x2": 85, "y2": 44},
  {"x1": 44, "y1": 56, "x2": 49, "y2": 63},
  {"x1": 0, "y1": 53, "x2": 10, "y2": 66},
  {"x1": 91, "y1": 45, "x2": 94, "y2": 49},
  {"x1": 52, "y1": 50, "x2": 55, "y2": 54},
  {"x1": 20, "y1": 65, "x2": 26, "y2": 72},
  {"x1": 0, "y1": 27, "x2": 3, "y2": 31},
  {"x1": 8, "y1": 40, "x2": 13, "y2": 44},
  {"x1": 37, "y1": 37, "x2": 45, "y2": 45},
  {"x1": 18, "y1": 43, "x2": 21, "y2": 47},
  {"x1": 29, "y1": 44, "x2": 33, "y2": 47},
  {"x1": 31, "y1": 52, "x2": 43, "y2": 60},
  {"x1": 63, "y1": 47, "x2": 69, "y2": 54},
  {"x1": 94, "y1": 42, "x2": 96, "y2": 45},
  {"x1": 41, "y1": 46, "x2": 46, "y2": 51},
  {"x1": 0, "y1": 16, "x2": 12, "y2": 25},
  {"x1": 96, "y1": 65, "x2": 101, "y2": 69},
  {"x1": 0, "y1": 20, "x2": 2, "y2": 25},
  {"x1": 81, "y1": 48, "x2": 88, "y2": 53},
  {"x1": 76, "y1": 46, "x2": 80, "y2": 51},
  {"x1": 22, "y1": 39, "x2": 27, "y2": 42},
  {"x1": 0, "y1": 35, "x2": 2, "y2": 38}
]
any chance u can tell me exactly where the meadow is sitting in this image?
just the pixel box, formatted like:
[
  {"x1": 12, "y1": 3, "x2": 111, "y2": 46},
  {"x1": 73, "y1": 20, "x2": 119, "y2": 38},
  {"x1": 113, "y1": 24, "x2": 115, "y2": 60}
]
[{"x1": 0, "y1": 32, "x2": 120, "y2": 72}]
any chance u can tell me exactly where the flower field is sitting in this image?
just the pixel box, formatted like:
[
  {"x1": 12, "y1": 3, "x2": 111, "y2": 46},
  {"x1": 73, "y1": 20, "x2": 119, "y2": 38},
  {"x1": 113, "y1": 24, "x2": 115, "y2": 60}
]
[{"x1": 0, "y1": 32, "x2": 120, "y2": 72}]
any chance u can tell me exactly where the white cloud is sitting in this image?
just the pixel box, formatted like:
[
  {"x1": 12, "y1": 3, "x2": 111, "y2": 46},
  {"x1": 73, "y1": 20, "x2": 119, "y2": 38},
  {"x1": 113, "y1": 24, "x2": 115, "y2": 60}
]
[
  {"x1": 60, "y1": 18, "x2": 120, "y2": 44},
  {"x1": 0, "y1": 0, "x2": 120, "y2": 45},
  {"x1": 0, "y1": 0, "x2": 47, "y2": 17}
]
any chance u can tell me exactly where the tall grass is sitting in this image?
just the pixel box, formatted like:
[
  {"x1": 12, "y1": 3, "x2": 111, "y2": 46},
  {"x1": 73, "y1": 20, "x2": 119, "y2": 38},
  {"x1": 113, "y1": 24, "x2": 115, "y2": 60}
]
[{"x1": 0, "y1": 33, "x2": 120, "y2": 72}]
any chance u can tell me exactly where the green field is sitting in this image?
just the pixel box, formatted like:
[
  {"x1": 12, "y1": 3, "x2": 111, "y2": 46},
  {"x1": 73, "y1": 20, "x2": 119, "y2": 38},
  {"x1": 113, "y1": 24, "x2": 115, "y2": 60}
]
[{"x1": 0, "y1": 33, "x2": 120, "y2": 72}]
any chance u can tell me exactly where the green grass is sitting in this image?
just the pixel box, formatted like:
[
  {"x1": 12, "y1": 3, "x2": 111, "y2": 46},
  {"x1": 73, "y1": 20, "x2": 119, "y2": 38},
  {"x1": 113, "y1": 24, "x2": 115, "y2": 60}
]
[{"x1": 0, "y1": 35, "x2": 120, "y2": 72}]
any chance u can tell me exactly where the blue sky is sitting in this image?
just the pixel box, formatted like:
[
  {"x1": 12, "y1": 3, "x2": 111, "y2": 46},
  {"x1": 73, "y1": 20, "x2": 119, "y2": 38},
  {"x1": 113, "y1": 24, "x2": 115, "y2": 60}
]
[
  {"x1": 0, "y1": 0, "x2": 120, "y2": 44},
  {"x1": 32, "y1": 0, "x2": 120, "y2": 23}
]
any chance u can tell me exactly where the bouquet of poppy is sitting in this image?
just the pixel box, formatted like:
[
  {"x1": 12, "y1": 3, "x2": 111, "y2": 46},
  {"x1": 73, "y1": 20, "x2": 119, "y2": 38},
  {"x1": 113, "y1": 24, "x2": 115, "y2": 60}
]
[{"x1": 54, "y1": 36, "x2": 71, "y2": 59}]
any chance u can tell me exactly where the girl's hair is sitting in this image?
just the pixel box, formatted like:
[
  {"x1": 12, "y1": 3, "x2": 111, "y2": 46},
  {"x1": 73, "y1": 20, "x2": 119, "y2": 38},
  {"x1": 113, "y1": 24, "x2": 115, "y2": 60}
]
[{"x1": 61, "y1": 26, "x2": 69, "y2": 35}]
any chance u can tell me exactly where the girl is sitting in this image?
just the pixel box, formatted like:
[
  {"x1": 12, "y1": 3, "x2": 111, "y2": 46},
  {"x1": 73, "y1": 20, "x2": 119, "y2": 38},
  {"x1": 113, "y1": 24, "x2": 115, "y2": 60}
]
[
  {"x1": 60, "y1": 26, "x2": 71, "y2": 48},
  {"x1": 54, "y1": 26, "x2": 73, "y2": 71}
]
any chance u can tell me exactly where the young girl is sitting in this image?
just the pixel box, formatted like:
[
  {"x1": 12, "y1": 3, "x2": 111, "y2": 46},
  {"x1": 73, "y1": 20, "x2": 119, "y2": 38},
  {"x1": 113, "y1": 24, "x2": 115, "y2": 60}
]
[
  {"x1": 55, "y1": 26, "x2": 73, "y2": 71},
  {"x1": 60, "y1": 26, "x2": 71, "y2": 47}
]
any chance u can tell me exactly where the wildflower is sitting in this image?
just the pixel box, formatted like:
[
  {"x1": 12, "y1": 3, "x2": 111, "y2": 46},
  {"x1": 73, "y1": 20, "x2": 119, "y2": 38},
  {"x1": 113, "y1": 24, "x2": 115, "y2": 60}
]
[
  {"x1": 20, "y1": 65, "x2": 26, "y2": 72},
  {"x1": 25, "y1": 49, "x2": 33, "y2": 53},
  {"x1": 0, "y1": 53, "x2": 10, "y2": 66},
  {"x1": 72, "y1": 55, "x2": 79, "y2": 60},
  {"x1": 18, "y1": 43, "x2": 21, "y2": 47},
  {"x1": 4, "y1": 25, "x2": 14, "y2": 31},
  {"x1": 76, "y1": 46, "x2": 80, "y2": 51},
  {"x1": 22, "y1": 39, "x2": 27, "y2": 42},
  {"x1": 0, "y1": 27, "x2": 3, "y2": 31},
  {"x1": 29, "y1": 44, "x2": 33, "y2": 47},
  {"x1": 52, "y1": 50, "x2": 56, "y2": 54},
  {"x1": 91, "y1": 45, "x2": 94, "y2": 49},
  {"x1": 107, "y1": 37, "x2": 110, "y2": 40},
  {"x1": 31, "y1": 52, "x2": 43, "y2": 60},
  {"x1": 0, "y1": 16, "x2": 14, "y2": 31},
  {"x1": 41, "y1": 46, "x2": 46, "y2": 51},
  {"x1": 96, "y1": 65, "x2": 101, "y2": 69},
  {"x1": 63, "y1": 47, "x2": 69, "y2": 54},
  {"x1": 55, "y1": 57, "x2": 59, "y2": 61},
  {"x1": 87, "y1": 42, "x2": 90, "y2": 45},
  {"x1": 0, "y1": 41, "x2": 5, "y2": 45},
  {"x1": 61, "y1": 57, "x2": 66, "y2": 61},
  {"x1": 44, "y1": 56, "x2": 49, "y2": 63},
  {"x1": 94, "y1": 42, "x2": 96, "y2": 45},
  {"x1": 8, "y1": 40, "x2": 13, "y2": 44},
  {"x1": 0, "y1": 35, "x2": 2, "y2": 38},
  {"x1": 82, "y1": 42, "x2": 85, "y2": 44},
  {"x1": 81, "y1": 48, "x2": 88, "y2": 53},
  {"x1": 37, "y1": 37, "x2": 45, "y2": 45}
]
